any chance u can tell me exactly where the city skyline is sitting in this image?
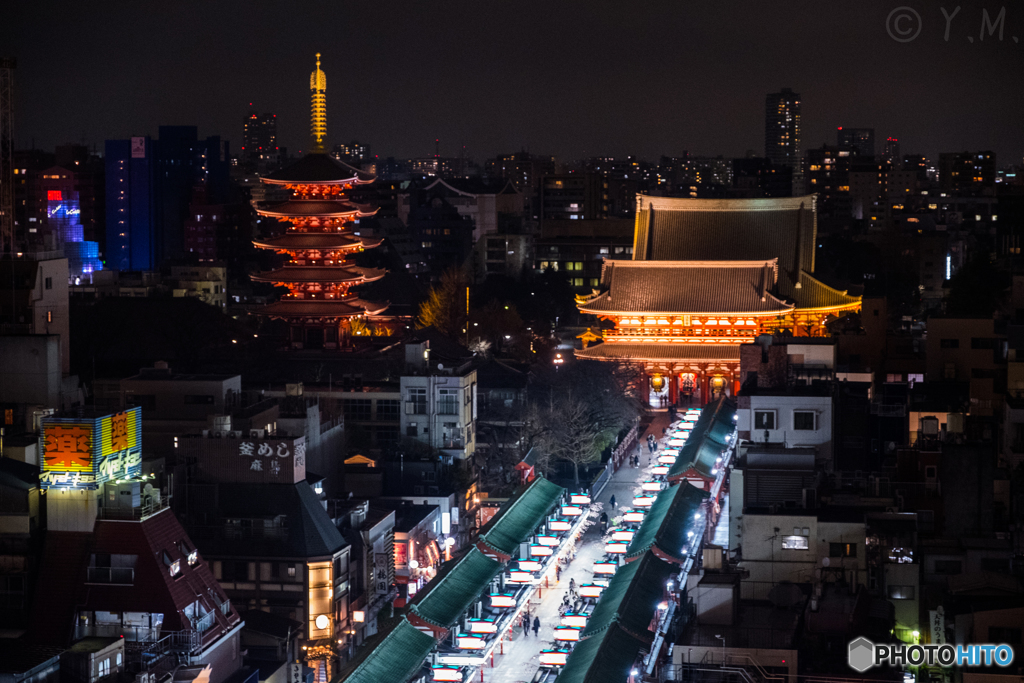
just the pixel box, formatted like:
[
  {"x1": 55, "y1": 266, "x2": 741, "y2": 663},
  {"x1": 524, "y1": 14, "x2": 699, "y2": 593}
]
[{"x1": 4, "y1": 1, "x2": 1024, "y2": 164}]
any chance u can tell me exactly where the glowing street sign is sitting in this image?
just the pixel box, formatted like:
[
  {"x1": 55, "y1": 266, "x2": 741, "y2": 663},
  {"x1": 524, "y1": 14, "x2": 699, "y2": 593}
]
[
  {"x1": 652, "y1": 466, "x2": 670, "y2": 475},
  {"x1": 658, "y1": 454, "x2": 677, "y2": 464},
  {"x1": 457, "y1": 635, "x2": 485, "y2": 649},
  {"x1": 517, "y1": 560, "x2": 542, "y2": 572},
  {"x1": 508, "y1": 571, "x2": 532, "y2": 583},
  {"x1": 433, "y1": 667, "x2": 463, "y2": 682},
  {"x1": 570, "y1": 493, "x2": 591, "y2": 505},
  {"x1": 579, "y1": 584, "x2": 603, "y2": 598},
  {"x1": 539, "y1": 651, "x2": 568, "y2": 666},
  {"x1": 537, "y1": 535, "x2": 559, "y2": 547},
  {"x1": 668, "y1": 439, "x2": 688, "y2": 447},
  {"x1": 553, "y1": 626, "x2": 581, "y2": 642},
  {"x1": 593, "y1": 561, "x2": 617, "y2": 575},
  {"x1": 529, "y1": 545, "x2": 553, "y2": 557},
  {"x1": 642, "y1": 481, "x2": 662, "y2": 492},
  {"x1": 622, "y1": 511, "x2": 645, "y2": 523},
  {"x1": 561, "y1": 505, "x2": 583, "y2": 516},
  {"x1": 40, "y1": 408, "x2": 143, "y2": 490},
  {"x1": 561, "y1": 613, "x2": 587, "y2": 628},
  {"x1": 468, "y1": 619, "x2": 497, "y2": 634},
  {"x1": 549, "y1": 520, "x2": 571, "y2": 531},
  {"x1": 605, "y1": 542, "x2": 628, "y2": 554},
  {"x1": 611, "y1": 529, "x2": 635, "y2": 542},
  {"x1": 633, "y1": 495, "x2": 656, "y2": 507},
  {"x1": 490, "y1": 594, "x2": 516, "y2": 608}
]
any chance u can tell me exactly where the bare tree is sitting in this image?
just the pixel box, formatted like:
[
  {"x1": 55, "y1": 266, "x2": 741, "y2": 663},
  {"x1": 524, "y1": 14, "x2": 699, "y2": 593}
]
[{"x1": 543, "y1": 392, "x2": 601, "y2": 489}]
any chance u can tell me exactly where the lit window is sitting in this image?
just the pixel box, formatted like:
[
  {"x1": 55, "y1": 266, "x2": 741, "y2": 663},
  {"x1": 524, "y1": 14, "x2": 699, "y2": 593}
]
[{"x1": 782, "y1": 535, "x2": 809, "y2": 550}]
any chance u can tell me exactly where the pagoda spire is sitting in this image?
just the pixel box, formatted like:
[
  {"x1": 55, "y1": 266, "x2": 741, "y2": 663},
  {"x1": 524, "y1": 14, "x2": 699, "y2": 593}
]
[{"x1": 310, "y1": 52, "x2": 327, "y2": 153}]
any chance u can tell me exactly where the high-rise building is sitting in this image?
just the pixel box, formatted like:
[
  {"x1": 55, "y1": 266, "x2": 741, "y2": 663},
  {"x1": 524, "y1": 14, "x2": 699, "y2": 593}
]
[
  {"x1": 241, "y1": 107, "x2": 278, "y2": 169},
  {"x1": 251, "y1": 54, "x2": 389, "y2": 350},
  {"x1": 105, "y1": 136, "x2": 158, "y2": 271},
  {"x1": 837, "y1": 127, "x2": 875, "y2": 158},
  {"x1": 883, "y1": 137, "x2": 901, "y2": 166},
  {"x1": 106, "y1": 128, "x2": 230, "y2": 270},
  {"x1": 331, "y1": 141, "x2": 370, "y2": 165},
  {"x1": 765, "y1": 88, "x2": 801, "y2": 174},
  {"x1": 939, "y1": 151, "x2": 996, "y2": 195}
]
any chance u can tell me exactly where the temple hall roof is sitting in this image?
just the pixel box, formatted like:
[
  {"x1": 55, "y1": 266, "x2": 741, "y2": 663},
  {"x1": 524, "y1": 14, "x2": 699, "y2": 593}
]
[
  {"x1": 250, "y1": 265, "x2": 385, "y2": 284},
  {"x1": 579, "y1": 260, "x2": 793, "y2": 316},
  {"x1": 258, "y1": 297, "x2": 389, "y2": 320},
  {"x1": 256, "y1": 199, "x2": 376, "y2": 218},
  {"x1": 262, "y1": 153, "x2": 375, "y2": 185},
  {"x1": 252, "y1": 233, "x2": 381, "y2": 251},
  {"x1": 632, "y1": 194, "x2": 817, "y2": 299},
  {"x1": 575, "y1": 342, "x2": 741, "y2": 363}
]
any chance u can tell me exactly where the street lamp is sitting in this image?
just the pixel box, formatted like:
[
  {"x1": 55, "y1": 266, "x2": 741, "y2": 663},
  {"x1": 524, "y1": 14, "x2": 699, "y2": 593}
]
[{"x1": 715, "y1": 634, "x2": 726, "y2": 665}]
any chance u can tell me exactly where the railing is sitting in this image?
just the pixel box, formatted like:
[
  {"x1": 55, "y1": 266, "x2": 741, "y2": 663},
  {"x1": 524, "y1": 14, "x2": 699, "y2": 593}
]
[
  {"x1": 86, "y1": 566, "x2": 135, "y2": 585},
  {"x1": 97, "y1": 496, "x2": 170, "y2": 521}
]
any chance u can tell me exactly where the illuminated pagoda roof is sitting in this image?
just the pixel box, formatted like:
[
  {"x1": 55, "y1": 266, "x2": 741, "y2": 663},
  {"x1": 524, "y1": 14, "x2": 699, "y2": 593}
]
[
  {"x1": 252, "y1": 233, "x2": 382, "y2": 252},
  {"x1": 578, "y1": 260, "x2": 793, "y2": 316},
  {"x1": 256, "y1": 199, "x2": 377, "y2": 219},
  {"x1": 632, "y1": 194, "x2": 859, "y2": 311},
  {"x1": 251, "y1": 265, "x2": 385, "y2": 284},
  {"x1": 575, "y1": 342, "x2": 741, "y2": 363},
  {"x1": 259, "y1": 297, "x2": 390, "y2": 320},
  {"x1": 261, "y1": 153, "x2": 375, "y2": 185}
]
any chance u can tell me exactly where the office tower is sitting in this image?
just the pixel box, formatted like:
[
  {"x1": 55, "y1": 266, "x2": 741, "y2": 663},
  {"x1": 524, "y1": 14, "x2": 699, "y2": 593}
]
[
  {"x1": 765, "y1": 88, "x2": 801, "y2": 174},
  {"x1": 0, "y1": 58, "x2": 13, "y2": 254},
  {"x1": 241, "y1": 107, "x2": 278, "y2": 168},
  {"x1": 883, "y1": 137, "x2": 901, "y2": 166},
  {"x1": 939, "y1": 151, "x2": 996, "y2": 195},
  {"x1": 106, "y1": 128, "x2": 229, "y2": 270},
  {"x1": 837, "y1": 127, "x2": 875, "y2": 158},
  {"x1": 105, "y1": 137, "x2": 158, "y2": 271}
]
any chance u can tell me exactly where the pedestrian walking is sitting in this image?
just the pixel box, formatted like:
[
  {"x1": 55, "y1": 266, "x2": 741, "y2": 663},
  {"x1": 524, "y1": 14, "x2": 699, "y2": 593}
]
[
  {"x1": 533, "y1": 616, "x2": 540, "y2": 637},
  {"x1": 609, "y1": 494, "x2": 616, "y2": 509},
  {"x1": 569, "y1": 578, "x2": 576, "y2": 594},
  {"x1": 523, "y1": 617, "x2": 529, "y2": 637},
  {"x1": 556, "y1": 564, "x2": 561, "y2": 581}
]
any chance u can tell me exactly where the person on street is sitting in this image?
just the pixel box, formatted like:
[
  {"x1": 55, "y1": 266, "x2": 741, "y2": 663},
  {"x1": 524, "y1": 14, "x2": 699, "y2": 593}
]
[
  {"x1": 533, "y1": 616, "x2": 540, "y2": 637},
  {"x1": 523, "y1": 617, "x2": 529, "y2": 637},
  {"x1": 609, "y1": 494, "x2": 616, "y2": 509},
  {"x1": 569, "y1": 578, "x2": 576, "y2": 594}
]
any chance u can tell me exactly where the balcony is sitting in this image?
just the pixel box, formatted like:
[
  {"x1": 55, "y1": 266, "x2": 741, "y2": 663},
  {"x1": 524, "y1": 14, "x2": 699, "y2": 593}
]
[
  {"x1": 97, "y1": 495, "x2": 170, "y2": 522},
  {"x1": 86, "y1": 566, "x2": 135, "y2": 585}
]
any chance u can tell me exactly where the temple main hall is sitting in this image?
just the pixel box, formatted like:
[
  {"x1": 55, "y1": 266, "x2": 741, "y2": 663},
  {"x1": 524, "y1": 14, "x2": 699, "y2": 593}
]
[{"x1": 576, "y1": 194, "x2": 860, "y2": 407}]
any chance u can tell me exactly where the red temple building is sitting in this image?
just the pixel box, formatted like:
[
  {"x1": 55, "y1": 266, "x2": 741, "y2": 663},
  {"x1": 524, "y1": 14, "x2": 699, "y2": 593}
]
[
  {"x1": 252, "y1": 54, "x2": 388, "y2": 349},
  {"x1": 576, "y1": 195, "x2": 860, "y2": 407}
]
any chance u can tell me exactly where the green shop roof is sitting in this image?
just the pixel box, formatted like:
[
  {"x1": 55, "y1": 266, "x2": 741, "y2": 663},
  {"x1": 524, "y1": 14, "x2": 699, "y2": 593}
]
[
  {"x1": 335, "y1": 616, "x2": 435, "y2": 683},
  {"x1": 479, "y1": 476, "x2": 564, "y2": 557},
  {"x1": 555, "y1": 622, "x2": 647, "y2": 683},
  {"x1": 667, "y1": 397, "x2": 736, "y2": 480},
  {"x1": 582, "y1": 551, "x2": 675, "y2": 640},
  {"x1": 409, "y1": 547, "x2": 502, "y2": 628},
  {"x1": 626, "y1": 482, "x2": 709, "y2": 563}
]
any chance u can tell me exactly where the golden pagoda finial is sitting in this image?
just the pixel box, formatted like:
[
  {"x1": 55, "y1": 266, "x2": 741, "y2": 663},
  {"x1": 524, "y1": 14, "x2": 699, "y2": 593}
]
[{"x1": 310, "y1": 53, "x2": 327, "y2": 153}]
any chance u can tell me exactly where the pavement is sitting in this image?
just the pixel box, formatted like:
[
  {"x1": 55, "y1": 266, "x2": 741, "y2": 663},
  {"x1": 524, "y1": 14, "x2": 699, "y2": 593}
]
[{"x1": 481, "y1": 413, "x2": 674, "y2": 683}]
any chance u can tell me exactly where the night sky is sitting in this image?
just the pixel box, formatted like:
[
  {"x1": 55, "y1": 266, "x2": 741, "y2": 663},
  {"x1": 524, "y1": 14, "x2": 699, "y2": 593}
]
[{"x1": 5, "y1": 0, "x2": 1024, "y2": 163}]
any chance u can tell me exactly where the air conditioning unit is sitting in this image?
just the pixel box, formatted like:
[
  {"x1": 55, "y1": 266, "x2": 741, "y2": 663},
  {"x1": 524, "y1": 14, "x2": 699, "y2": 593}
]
[
  {"x1": 230, "y1": 431, "x2": 243, "y2": 438},
  {"x1": 202, "y1": 429, "x2": 210, "y2": 437},
  {"x1": 249, "y1": 429, "x2": 265, "y2": 438},
  {"x1": 214, "y1": 431, "x2": 224, "y2": 438}
]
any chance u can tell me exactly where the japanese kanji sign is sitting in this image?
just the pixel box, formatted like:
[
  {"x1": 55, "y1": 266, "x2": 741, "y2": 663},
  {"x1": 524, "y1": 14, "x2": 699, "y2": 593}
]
[{"x1": 40, "y1": 408, "x2": 143, "y2": 490}]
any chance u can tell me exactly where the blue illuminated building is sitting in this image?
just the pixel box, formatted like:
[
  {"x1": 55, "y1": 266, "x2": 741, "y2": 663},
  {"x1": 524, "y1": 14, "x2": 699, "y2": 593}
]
[
  {"x1": 47, "y1": 193, "x2": 103, "y2": 280},
  {"x1": 105, "y1": 128, "x2": 230, "y2": 271}
]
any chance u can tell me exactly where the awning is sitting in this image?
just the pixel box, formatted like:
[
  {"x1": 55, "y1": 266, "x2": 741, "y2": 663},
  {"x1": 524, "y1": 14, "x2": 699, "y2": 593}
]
[
  {"x1": 582, "y1": 551, "x2": 675, "y2": 641},
  {"x1": 334, "y1": 617, "x2": 435, "y2": 683},
  {"x1": 667, "y1": 397, "x2": 736, "y2": 481},
  {"x1": 408, "y1": 547, "x2": 502, "y2": 629},
  {"x1": 555, "y1": 623, "x2": 645, "y2": 683},
  {"x1": 625, "y1": 483, "x2": 709, "y2": 564},
  {"x1": 478, "y1": 476, "x2": 564, "y2": 560}
]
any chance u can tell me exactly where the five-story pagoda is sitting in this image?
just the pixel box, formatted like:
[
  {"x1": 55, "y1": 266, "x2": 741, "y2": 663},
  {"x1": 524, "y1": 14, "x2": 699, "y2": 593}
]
[{"x1": 252, "y1": 54, "x2": 387, "y2": 349}]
